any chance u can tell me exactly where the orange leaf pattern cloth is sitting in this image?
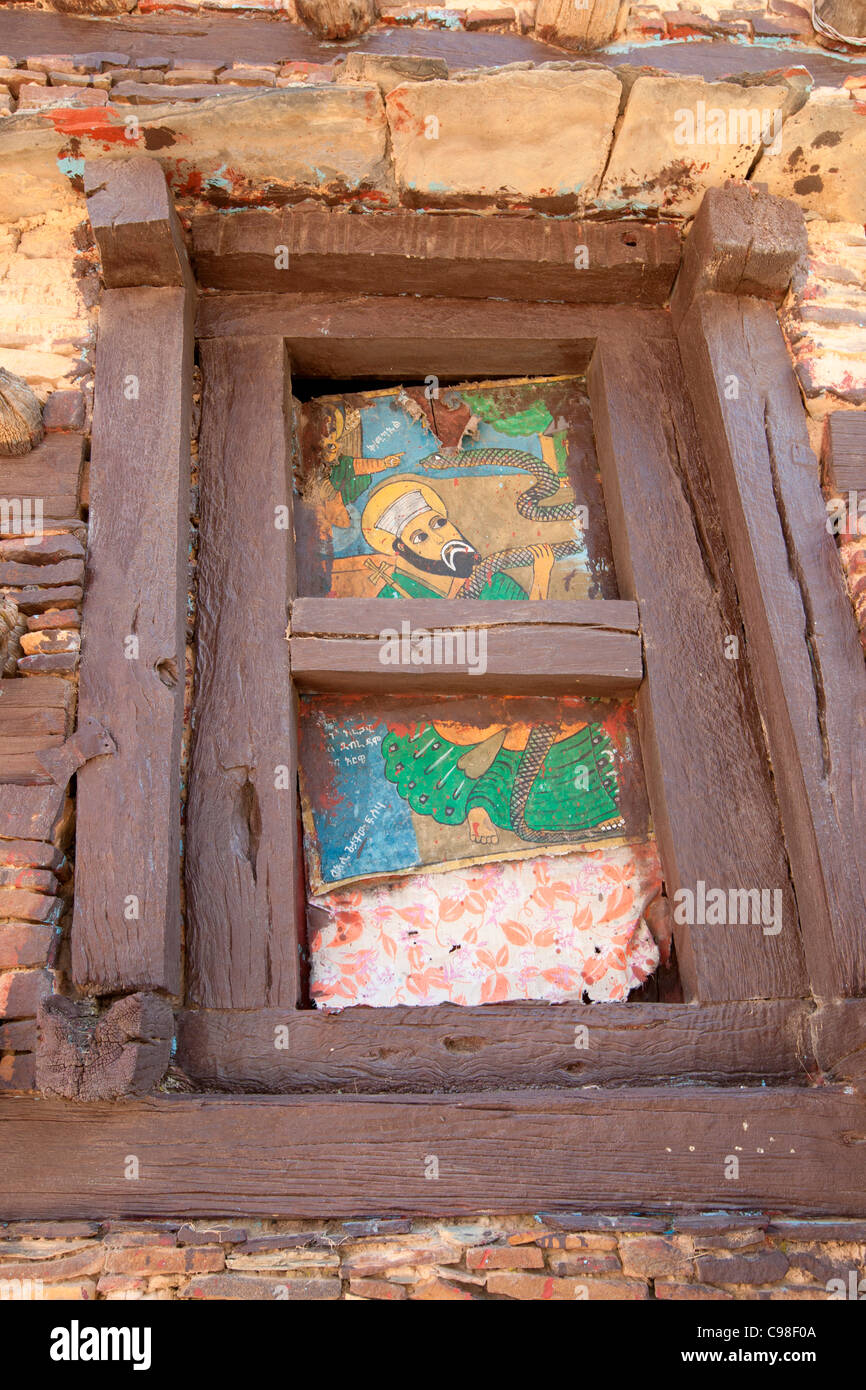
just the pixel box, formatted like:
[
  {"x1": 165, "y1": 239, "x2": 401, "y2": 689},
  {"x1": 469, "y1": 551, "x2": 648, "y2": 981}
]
[{"x1": 309, "y1": 842, "x2": 662, "y2": 1009}]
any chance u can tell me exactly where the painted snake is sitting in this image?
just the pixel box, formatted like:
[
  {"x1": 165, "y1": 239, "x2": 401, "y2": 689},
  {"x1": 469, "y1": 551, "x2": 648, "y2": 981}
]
[
  {"x1": 418, "y1": 448, "x2": 617, "y2": 839},
  {"x1": 419, "y1": 446, "x2": 582, "y2": 599}
]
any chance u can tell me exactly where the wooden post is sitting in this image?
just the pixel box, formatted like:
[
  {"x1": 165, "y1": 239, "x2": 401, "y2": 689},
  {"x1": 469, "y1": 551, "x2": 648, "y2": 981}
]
[
  {"x1": 72, "y1": 159, "x2": 194, "y2": 997},
  {"x1": 185, "y1": 336, "x2": 302, "y2": 1010}
]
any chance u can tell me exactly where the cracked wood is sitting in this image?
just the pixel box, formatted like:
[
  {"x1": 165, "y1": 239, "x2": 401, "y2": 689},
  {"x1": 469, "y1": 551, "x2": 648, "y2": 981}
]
[
  {"x1": 677, "y1": 293, "x2": 866, "y2": 998},
  {"x1": 186, "y1": 336, "x2": 302, "y2": 1010},
  {"x1": 588, "y1": 334, "x2": 806, "y2": 1003},
  {"x1": 2, "y1": 1087, "x2": 865, "y2": 1218},
  {"x1": 192, "y1": 208, "x2": 681, "y2": 305},
  {"x1": 72, "y1": 284, "x2": 193, "y2": 996}
]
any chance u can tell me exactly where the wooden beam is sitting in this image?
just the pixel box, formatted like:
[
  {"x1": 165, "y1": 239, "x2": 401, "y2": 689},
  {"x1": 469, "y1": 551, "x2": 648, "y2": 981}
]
[
  {"x1": 671, "y1": 186, "x2": 807, "y2": 330},
  {"x1": 176, "y1": 999, "x2": 809, "y2": 1092},
  {"x1": 2, "y1": 1086, "x2": 865, "y2": 1218},
  {"x1": 195, "y1": 295, "x2": 672, "y2": 379},
  {"x1": 72, "y1": 285, "x2": 193, "y2": 996},
  {"x1": 587, "y1": 335, "x2": 806, "y2": 1003},
  {"x1": 822, "y1": 411, "x2": 866, "y2": 495},
  {"x1": 84, "y1": 156, "x2": 192, "y2": 291},
  {"x1": 192, "y1": 208, "x2": 681, "y2": 306},
  {"x1": 186, "y1": 336, "x2": 302, "y2": 1011},
  {"x1": 677, "y1": 293, "x2": 866, "y2": 998},
  {"x1": 290, "y1": 612, "x2": 642, "y2": 695},
  {"x1": 292, "y1": 597, "x2": 640, "y2": 636}
]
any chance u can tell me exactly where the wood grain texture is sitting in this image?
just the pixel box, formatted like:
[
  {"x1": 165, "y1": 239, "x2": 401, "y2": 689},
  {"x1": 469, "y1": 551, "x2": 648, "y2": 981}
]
[
  {"x1": 195, "y1": 294, "x2": 672, "y2": 379},
  {"x1": 822, "y1": 411, "x2": 866, "y2": 495},
  {"x1": 677, "y1": 293, "x2": 866, "y2": 998},
  {"x1": 85, "y1": 156, "x2": 192, "y2": 291},
  {"x1": 192, "y1": 209, "x2": 681, "y2": 305},
  {"x1": 0, "y1": 677, "x2": 73, "y2": 784},
  {"x1": 37, "y1": 991, "x2": 173, "y2": 1101},
  {"x1": 186, "y1": 336, "x2": 302, "y2": 1010},
  {"x1": 176, "y1": 999, "x2": 810, "y2": 1092},
  {"x1": 670, "y1": 186, "x2": 807, "y2": 330},
  {"x1": 0, "y1": 434, "x2": 83, "y2": 522},
  {"x1": 2, "y1": 1087, "x2": 865, "y2": 1218},
  {"x1": 588, "y1": 336, "x2": 806, "y2": 1003},
  {"x1": 72, "y1": 286, "x2": 193, "y2": 997},
  {"x1": 290, "y1": 629, "x2": 642, "y2": 695},
  {"x1": 292, "y1": 597, "x2": 640, "y2": 636}
]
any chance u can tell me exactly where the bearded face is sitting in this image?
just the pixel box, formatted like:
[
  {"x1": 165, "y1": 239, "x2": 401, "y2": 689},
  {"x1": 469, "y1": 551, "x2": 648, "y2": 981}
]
[{"x1": 393, "y1": 507, "x2": 479, "y2": 578}]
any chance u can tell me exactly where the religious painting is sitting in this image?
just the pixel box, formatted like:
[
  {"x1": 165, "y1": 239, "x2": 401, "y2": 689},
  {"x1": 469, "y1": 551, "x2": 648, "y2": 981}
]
[
  {"x1": 293, "y1": 375, "x2": 618, "y2": 602},
  {"x1": 298, "y1": 693, "x2": 652, "y2": 895}
]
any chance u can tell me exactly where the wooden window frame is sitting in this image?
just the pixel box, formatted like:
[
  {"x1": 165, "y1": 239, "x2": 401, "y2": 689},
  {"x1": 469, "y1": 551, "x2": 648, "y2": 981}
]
[{"x1": 10, "y1": 162, "x2": 866, "y2": 1221}]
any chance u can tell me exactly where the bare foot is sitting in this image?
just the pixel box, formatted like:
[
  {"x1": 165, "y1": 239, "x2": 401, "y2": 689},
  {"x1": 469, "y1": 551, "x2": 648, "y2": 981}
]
[{"x1": 468, "y1": 807, "x2": 499, "y2": 845}]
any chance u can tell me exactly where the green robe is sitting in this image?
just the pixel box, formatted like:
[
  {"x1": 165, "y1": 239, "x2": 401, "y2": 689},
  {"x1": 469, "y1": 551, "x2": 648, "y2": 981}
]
[
  {"x1": 376, "y1": 569, "x2": 527, "y2": 601},
  {"x1": 381, "y1": 721, "x2": 619, "y2": 837}
]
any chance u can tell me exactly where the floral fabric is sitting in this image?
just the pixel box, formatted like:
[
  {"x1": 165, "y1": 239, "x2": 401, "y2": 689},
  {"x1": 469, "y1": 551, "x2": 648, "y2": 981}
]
[{"x1": 309, "y1": 841, "x2": 662, "y2": 1009}]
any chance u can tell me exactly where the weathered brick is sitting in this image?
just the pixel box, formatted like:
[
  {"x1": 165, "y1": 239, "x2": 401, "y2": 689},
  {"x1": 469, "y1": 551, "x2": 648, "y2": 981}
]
[
  {"x1": 410, "y1": 1278, "x2": 474, "y2": 1300},
  {"x1": 538, "y1": 1213, "x2": 667, "y2": 1234},
  {"x1": 0, "y1": 1019, "x2": 38, "y2": 1050},
  {"x1": 486, "y1": 1272, "x2": 648, "y2": 1299},
  {"x1": 104, "y1": 1246, "x2": 224, "y2": 1276},
  {"x1": 0, "y1": 535, "x2": 84, "y2": 565},
  {"x1": 535, "y1": 1232, "x2": 618, "y2": 1251},
  {"x1": 767, "y1": 1219, "x2": 866, "y2": 1242},
  {"x1": 42, "y1": 390, "x2": 86, "y2": 432},
  {"x1": 0, "y1": 843, "x2": 65, "y2": 873},
  {"x1": 0, "y1": 1247, "x2": 104, "y2": 1282},
  {"x1": 655, "y1": 1280, "x2": 734, "y2": 1300},
  {"x1": 341, "y1": 1237, "x2": 461, "y2": 1276},
  {"x1": 546, "y1": 1252, "x2": 621, "y2": 1276},
  {"x1": 673, "y1": 1212, "x2": 768, "y2": 1235},
  {"x1": 340, "y1": 1218, "x2": 412, "y2": 1238},
  {"x1": 0, "y1": 890, "x2": 62, "y2": 924},
  {"x1": 620, "y1": 1236, "x2": 694, "y2": 1279},
  {"x1": 185, "y1": 1274, "x2": 340, "y2": 1300},
  {"x1": 0, "y1": 968, "x2": 54, "y2": 1019},
  {"x1": 0, "y1": 1221, "x2": 97, "y2": 1240},
  {"x1": 104, "y1": 1231, "x2": 177, "y2": 1249},
  {"x1": 176, "y1": 1224, "x2": 248, "y2": 1246},
  {"x1": 349, "y1": 1276, "x2": 408, "y2": 1299},
  {"x1": 227, "y1": 1249, "x2": 339, "y2": 1271},
  {"x1": 0, "y1": 1053, "x2": 35, "y2": 1091},
  {"x1": 0, "y1": 923, "x2": 55, "y2": 969},
  {"x1": 696, "y1": 1250, "x2": 789, "y2": 1287},
  {"x1": 467, "y1": 1245, "x2": 545, "y2": 1270}
]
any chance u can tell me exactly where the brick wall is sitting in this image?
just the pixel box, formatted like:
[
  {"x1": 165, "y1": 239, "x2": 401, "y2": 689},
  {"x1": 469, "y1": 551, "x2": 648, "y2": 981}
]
[{"x1": 1, "y1": 1213, "x2": 864, "y2": 1300}]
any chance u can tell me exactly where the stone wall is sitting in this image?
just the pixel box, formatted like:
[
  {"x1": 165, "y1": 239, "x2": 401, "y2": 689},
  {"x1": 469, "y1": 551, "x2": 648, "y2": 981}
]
[{"x1": 1, "y1": 1212, "x2": 865, "y2": 1300}]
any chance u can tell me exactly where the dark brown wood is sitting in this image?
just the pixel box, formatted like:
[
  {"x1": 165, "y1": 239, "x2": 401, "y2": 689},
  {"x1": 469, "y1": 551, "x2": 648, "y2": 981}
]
[
  {"x1": 0, "y1": 677, "x2": 73, "y2": 783},
  {"x1": 85, "y1": 156, "x2": 192, "y2": 291},
  {"x1": 195, "y1": 294, "x2": 672, "y2": 379},
  {"x1": 177, "y1": 999, "x2": 809, "y2": 1092},
  {"x1": 290, "y1": 623, "x2": 641, "y2": 695},
  {"x1": 186, "y1": 336, "x2": 301, "y2": 1011},
  {"x1": 670, "y1": 186, "x2": 807, "y2": 329},
  {"x1": 292, "y1": 596, "x2": 640, "y2": 636},
  {"x1": 812, "y1": 999, "x2": 866, "y2": 1083},
  {"x1": 822, "y1": 411, "x2": 866, "y2": 495},
  {"x1": 677, "y1": 293, "x2": 866, "y2": 998},
  {"x1": 36, "y1": 991, "x2": 173, "y2": 1101},
  {"x1": 3, "y1": 1086, "x2": 865, "y2": 1218},
  {"x1": 72, "y1": 285, "x2": 193, "y2": 998},
  {"x1": 588, "y1": 335, "x2": 806, "y2": 1003},
  {"x1": 192, "y1": 209, "x2": 681, "y2": 306},
  {"x1": 0, "y1": 434, "x2": 83, "y2": 524}
]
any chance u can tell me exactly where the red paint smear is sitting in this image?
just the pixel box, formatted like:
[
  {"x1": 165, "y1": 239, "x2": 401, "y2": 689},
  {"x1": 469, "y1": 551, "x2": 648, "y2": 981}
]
[{"x1": 48, "y1": 108, "x2": 132, "y2": 144}]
